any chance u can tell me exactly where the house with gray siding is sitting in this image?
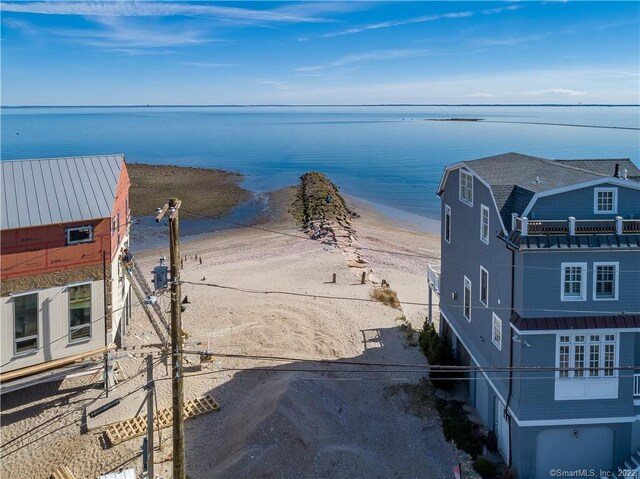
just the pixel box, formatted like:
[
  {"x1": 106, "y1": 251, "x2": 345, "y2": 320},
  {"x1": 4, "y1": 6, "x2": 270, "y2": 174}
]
[{"x1": 429, "y1": 152, "x2": 640, "y2": 478}]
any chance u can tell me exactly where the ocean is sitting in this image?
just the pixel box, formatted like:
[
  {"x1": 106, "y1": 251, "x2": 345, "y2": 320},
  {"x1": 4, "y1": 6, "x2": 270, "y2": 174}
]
[{"x1": 2, "y1": 106, "x2": 639, "y2": 233}]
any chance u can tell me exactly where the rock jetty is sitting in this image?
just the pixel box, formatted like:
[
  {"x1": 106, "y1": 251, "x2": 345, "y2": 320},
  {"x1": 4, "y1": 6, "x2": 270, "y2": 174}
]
[{"x1": 290, "y1": 172, "x2": 367, "y2": 269}]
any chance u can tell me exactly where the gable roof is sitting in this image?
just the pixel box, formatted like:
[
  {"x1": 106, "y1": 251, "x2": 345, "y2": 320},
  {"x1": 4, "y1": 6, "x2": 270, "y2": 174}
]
[
  {"x1": 439, "y1": 153, "x2": 639, "y2": 231},
  {"x1": 1, "y1": 155, "x2": 125, "y2": 230}
]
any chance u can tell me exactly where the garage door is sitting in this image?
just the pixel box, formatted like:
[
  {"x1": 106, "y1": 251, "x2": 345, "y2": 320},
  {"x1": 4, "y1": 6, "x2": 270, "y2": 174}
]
[{"x1": 536, "y1": 427, "x2": 614, "y2": 478}]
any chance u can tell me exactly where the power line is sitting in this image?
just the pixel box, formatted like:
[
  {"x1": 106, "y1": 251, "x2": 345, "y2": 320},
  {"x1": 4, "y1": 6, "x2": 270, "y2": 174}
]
[
  {"x1": 178, "y1": 207, "x2": 640, "y2": 272},
  {"x1": 181, "y1": 280, "x2": 640, "y2": 315},
  {"x1": 178, "y1": 350, "x2": 639, "y2": 373}
]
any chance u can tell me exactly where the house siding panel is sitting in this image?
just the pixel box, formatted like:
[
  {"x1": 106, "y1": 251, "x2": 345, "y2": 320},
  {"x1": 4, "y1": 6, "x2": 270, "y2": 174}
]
[
  {"x1": 0, "y1": 280, "x2": 106, "y2": 373},
  {"x1": 517, "y1": 250, "x2": 640, "y2": 318},
  {"x1": 440, "y1": 168, "x2": 513, "y2": 401},
  {"x1": 511, "y1": 332, "x2": 637, "y2": 421},
  {"x1": 530, "y1": 182, "x2": 640, "y2": 220}
]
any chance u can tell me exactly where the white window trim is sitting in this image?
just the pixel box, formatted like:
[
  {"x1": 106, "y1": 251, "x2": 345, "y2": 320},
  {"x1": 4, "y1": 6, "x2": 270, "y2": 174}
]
[
  {"x1": 560, "y1": 262, "x2": 587, "y2": 302},
  {"x1": 12, "y1": 291, "x2": 39, "y2": 357},
  {"x1": 554, "y1": 333, "x2": 619, "y2": 400},
  {"x1": 480, "y1": 205, "x2": 490, "y2": 245},
  {"x1": 593, "y1": 187, "x2": 618, "y2": 214},
  {"x1": 492, "y1": 313, "x2": 502, "y2": 351},
  {"x1": 66, "y1": 225, "x2": 94, "y2": 245},
  {"x1": 444, "y1": 204, "x2": 451, "y2": 244},
  {"x1": 459, "y1": 171, "x2": 473, "y2": 207},
  {"x1": 463, "y1": 276, "x2": 471, "y2": 322},
  {"x1": 592, "y1": 262, "x2": 619, "y2": 301},
  {"x1": 68, "y1": 282, "x2": 93, "y2": 344},
  {"x1": 479, "y1": 266, "x2": 489, "y2": 307}
]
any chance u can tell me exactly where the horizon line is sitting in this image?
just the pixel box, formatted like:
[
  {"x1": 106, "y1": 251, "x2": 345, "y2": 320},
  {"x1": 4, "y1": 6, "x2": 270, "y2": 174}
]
[{"x1": 3, "y1": 103, "x2": 640, "y2": 109}]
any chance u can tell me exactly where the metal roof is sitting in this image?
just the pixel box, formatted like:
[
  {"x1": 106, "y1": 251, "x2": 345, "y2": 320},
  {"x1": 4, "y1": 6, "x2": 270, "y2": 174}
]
[
  {"x1": 504, "y1": 230, "x2": 640, "y2": 250},
  {"x1": 1, "y1": 155, "x2": 125, "y2": 230},
  {"x1": 512, "y1": 313, "x2": 640, "y2": 331}
]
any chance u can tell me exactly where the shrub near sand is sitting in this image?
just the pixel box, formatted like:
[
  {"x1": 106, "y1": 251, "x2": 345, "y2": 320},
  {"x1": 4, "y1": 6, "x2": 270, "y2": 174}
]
[{"x1": 370, "y1": 286, "x2": 401, "y2": 309}]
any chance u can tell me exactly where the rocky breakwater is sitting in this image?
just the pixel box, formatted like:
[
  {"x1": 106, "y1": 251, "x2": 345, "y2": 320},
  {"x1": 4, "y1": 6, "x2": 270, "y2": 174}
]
[{"x1": 290, "y1": 172, "x2": 367, "y2": 269}]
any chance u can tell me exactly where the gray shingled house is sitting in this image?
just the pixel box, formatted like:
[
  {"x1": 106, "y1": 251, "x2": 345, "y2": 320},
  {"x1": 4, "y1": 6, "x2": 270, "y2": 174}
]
[{"x1": 428, "y1": 153, "x2": 640, "y2": 478}]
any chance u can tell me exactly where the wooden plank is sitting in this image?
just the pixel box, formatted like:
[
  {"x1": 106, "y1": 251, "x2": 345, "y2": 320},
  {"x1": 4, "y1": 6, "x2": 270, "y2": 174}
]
[
  {"x1": 0, "y1": 346, "x2": 110, "y2": 383},
  {"x1": 105, "y1": 394, "x2": 220, "y2": 445},
  {"x1": 49, "y1": 465, "x2": 76, "y2": 479}
]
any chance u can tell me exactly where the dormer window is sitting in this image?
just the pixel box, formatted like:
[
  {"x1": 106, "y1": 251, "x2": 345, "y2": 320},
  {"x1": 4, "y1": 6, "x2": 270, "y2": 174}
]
[
  {"x1": 459, "y1": 170, "x2": 473, "y2": 206},
  {"x1": 594, "y1": 188, "x2": 617, "y2": 214}
]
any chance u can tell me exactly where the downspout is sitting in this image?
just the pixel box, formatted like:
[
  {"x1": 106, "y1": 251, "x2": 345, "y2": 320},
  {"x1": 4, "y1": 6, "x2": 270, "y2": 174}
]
[{"x1": 505, "y1": 244, "x2": 515, "y2": 468}]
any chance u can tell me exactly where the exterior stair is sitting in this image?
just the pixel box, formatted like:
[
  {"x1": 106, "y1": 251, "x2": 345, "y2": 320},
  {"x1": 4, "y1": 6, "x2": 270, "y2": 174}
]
[{"x1": 602, "y1": 449, "x2": 640, "y2": 478}]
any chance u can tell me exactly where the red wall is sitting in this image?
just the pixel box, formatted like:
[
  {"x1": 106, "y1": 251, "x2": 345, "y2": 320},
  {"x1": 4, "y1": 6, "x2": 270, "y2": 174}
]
[{"x1": 1, "y1": 162, "x2": 131, "y2": 281}]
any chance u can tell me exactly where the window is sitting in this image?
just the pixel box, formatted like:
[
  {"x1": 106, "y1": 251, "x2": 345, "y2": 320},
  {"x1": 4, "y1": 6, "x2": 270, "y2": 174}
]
[
  {"x1": 69, "y1": 284, "x2": 91, "y2": 342},
  {"x1": 14, "y1": 293, "x2": 38, "y2": 354},
  {"x1": 480, "y1": 205, "x2": 490, "y2": 244},
  {"x1": 479, "y1": 266, "x2": 489, "y2": 307},
  {"x1": 463, "y1": 276, "x2": 471, "y2": 321},
  {"x1": 556, "y1": 333, "x2": 617, "y2": 379},
  {"x1": 561, "y1": 263, "x2": 587, "y2": 301},
  {"x1": 444, "y1": 205, "x2": 451, "y2": 244},
  {"x1": 492, "y1": 313, "x2": 502, "y2": 350},
  {"x1": 593, "y1": 262, "x2": 618, "y2": 301},
  {"x1": 594, "y1": 188, "x2": 617, "y2": 214},
  {"x1": 459, "y1": 170, "x2": 473, "y2": 206},
  {"x1": 66, "y1": 225, "x2": 93, "y2": 245}
]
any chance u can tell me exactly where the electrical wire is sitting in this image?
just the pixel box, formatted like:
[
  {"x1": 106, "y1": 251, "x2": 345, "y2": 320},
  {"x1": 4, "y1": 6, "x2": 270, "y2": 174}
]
[
  {"x1": 180, "y1": 280, "x2": 640, "y2": 315},
  {"x1": 178, "y1": 207, "x2": 640, "y2": 273}
]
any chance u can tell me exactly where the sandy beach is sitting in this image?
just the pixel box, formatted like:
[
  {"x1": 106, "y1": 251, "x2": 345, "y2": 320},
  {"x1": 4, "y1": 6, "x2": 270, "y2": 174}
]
[{"x1": 0, "y1": 186, "x2": 479, "y2": 479}]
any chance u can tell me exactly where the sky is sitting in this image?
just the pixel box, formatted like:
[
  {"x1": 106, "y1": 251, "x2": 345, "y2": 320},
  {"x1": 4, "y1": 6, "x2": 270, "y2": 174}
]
[{"x1": 1, "y1": 1, "x2": 639, "y2": 105}]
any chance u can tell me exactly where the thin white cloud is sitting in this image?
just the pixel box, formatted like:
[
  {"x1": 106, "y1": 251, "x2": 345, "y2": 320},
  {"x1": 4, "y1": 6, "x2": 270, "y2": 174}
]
[
  {"x1": 300, "y1": 10, "x2": 473, "y2": 40},
  {"x1": 295, "y1": 49, "x2": 431, "y2": 72},
  {"x1": 254, "y1": 79, "x2": 292, "y2": 90},
  {"x1": 0, "y1": 1, "x2": 330, "y2": 23},
  {"x1": 522, "y1": 88, "x2": 587, "y2": 96},
  {"x1": 181, "y1": 62, "x2": 236, "y2": 68},
  {"x1": 477, "y1": 33, "x2": 545, "y2": 47},
  {"x1": 53, "y1": 16, "x2": 215, "y2": 49},
  {"x1": 481, "y1": 5, "x2": 522, "y2": 15}
]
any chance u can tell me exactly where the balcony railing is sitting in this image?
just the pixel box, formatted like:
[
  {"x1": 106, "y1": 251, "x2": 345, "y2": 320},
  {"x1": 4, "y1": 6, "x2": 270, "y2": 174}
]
[
  {"x1": 514, "y1": 216, "x2": 640, "y2": 236},
  {"x1": 634, "y1": 374, "x2": 640, "y2": 397},
  {"x1": 427, "y1": 264, "x2": 440, "y2": 296}
]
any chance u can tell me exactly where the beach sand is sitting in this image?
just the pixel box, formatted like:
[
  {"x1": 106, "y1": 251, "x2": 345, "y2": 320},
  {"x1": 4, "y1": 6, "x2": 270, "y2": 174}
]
[{"x1": 0, "y1": 188, "x2": 475, "y2": 479}]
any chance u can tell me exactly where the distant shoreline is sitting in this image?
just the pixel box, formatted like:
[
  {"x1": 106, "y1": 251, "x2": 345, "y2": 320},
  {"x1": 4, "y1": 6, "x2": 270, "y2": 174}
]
[
  {"x1": 424, "y1": 118, "x2": 640, "y2": 131},
  {"x1": 3, "y1": 104, "x2": 640, "y2": 109}
]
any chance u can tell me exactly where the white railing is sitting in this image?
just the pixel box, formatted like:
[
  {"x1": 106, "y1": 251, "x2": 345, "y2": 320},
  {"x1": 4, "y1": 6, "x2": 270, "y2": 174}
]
[
  {"x1": 513, "y1": 216, "x2": 640, "y2": 236},
  {"x1": 634, "y1": 374, "x2": 640, "y2": 397},
  {"x1": 427, "y1": 264, "x2": 440, "y2": 296}
]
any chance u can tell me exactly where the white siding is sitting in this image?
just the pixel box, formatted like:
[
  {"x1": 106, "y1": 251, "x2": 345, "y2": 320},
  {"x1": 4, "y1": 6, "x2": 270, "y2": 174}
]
[{"x1": 1, "y1": 280, "x2": 105, "y2": 373}]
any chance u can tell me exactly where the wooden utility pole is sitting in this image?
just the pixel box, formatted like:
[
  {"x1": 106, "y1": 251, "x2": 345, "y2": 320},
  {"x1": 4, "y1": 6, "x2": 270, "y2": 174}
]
[
  {"x1": 155, "y1": 198, "x2": 185, "y2": 479},
  {"x1": 146, "y1": 353, "x2": 155, "y2": 479}
]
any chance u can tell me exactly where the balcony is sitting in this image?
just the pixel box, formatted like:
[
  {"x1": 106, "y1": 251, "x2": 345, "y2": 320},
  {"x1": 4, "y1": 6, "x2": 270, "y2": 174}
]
[
  {"x1": 427, "y1": 264, "x2": 440, "y2": 296},
  {"x1": 513, "y1": 216, "x2": 640, "y2": 236}
]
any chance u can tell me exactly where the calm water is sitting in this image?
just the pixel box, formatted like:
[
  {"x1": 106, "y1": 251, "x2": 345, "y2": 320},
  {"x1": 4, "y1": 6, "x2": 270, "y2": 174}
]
[{"x1": 2, "y1": 106, "x2": 639, "y2": 223}]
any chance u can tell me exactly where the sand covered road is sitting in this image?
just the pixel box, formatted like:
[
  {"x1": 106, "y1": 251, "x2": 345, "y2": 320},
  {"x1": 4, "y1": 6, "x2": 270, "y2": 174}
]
[{"x1": 1, "y1": 193, "x2": 466, "y2": 479}]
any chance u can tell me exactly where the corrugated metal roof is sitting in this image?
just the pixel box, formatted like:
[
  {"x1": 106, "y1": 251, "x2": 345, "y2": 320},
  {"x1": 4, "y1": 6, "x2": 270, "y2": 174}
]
[
  {"x1": 1, "y1": 155, "x2": 124, "y2": 230},
  {"x1": 512, "y1": 313, "x2": 640, "y2": 331},
  {"x1": 504, "y1": 230, "x2": 640, "y2": 250}
]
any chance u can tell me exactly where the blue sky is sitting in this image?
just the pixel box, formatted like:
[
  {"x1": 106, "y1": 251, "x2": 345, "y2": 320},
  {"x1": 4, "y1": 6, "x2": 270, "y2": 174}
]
[{"x1": 1, "y1": 1, "x2": 638, "y2": 105}]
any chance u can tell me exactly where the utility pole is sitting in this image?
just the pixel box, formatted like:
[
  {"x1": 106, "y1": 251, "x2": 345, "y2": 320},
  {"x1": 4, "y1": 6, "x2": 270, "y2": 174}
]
[
  {"x1": 157, "y1": 198, "x2": 185, "y2": 479},
  {"x1": 146, "y1": 353, "x2": 155, "y2": 479}
]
